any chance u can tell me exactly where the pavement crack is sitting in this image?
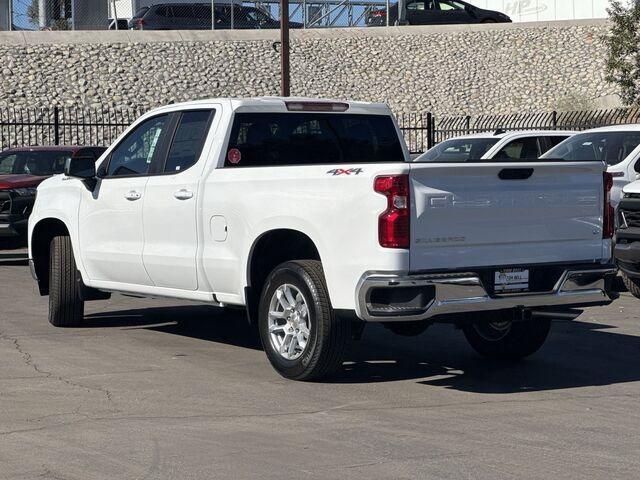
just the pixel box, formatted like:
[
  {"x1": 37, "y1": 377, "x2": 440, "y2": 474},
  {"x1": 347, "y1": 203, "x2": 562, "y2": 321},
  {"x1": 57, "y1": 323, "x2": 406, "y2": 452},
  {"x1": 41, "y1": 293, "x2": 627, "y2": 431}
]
[
  {"x1": 3, "y1": 333, "x2": 54, "y2": 377},
  {"x1": 0, "y1": 331, "x2": 115, "y2": 405}
]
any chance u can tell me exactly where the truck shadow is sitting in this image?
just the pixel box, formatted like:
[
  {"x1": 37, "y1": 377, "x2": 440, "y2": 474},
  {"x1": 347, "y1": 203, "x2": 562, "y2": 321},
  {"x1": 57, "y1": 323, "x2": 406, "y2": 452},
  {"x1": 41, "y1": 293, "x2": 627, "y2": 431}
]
[
  {"x1": 337, "y1": 320, "x2": 640, "y2": 392},
  {"x1": 84, "y1": 304, "x2": 640, "y2": 392},
  {"x1": 84, "y1": 305, "x2": 262, "y2": 350}
]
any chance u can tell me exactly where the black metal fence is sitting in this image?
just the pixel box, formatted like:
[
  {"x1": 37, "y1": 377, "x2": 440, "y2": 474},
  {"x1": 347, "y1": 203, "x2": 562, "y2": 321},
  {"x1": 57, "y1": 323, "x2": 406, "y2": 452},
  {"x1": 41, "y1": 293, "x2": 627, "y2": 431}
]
[
  {"x1": 0, "y1": 107, "x2": 143, "y2": 149},
  {"x1": 420, "y1": 108, "x2": 640, "y2": 154},
  {"x1": 3, "y1": 106, "x2": 640, "y2": 154}
]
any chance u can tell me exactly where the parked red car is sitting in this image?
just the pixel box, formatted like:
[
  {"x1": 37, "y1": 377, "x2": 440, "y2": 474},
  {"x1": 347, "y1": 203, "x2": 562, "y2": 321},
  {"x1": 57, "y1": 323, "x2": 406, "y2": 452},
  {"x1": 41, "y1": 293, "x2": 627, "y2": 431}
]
[{"x1": 0, "y1": 146, "x2": 106, "y2": 239}]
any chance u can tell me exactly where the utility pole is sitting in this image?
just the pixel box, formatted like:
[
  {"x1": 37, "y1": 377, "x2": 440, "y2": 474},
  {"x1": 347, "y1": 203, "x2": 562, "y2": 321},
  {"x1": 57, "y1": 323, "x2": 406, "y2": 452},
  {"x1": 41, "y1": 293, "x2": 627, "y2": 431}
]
[
  {"x1": 38, "y1": 0, "x2": 48, "y2": 29},
  {"x1": 280, "y1": 0, "x2": 290, "y2": 97},
  {"x1": 397, "y1": 0, "x2": 407, "y2": 25},
  {"x1": 111, "y1": 0, "x2": 118, "y2": 29}
]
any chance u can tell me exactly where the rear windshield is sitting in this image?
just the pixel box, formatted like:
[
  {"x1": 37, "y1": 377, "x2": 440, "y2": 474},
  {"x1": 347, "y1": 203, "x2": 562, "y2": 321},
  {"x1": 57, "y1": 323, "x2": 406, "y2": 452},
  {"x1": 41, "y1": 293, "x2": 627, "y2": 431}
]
[
  {"x1": 542, "y1": 131, "x2": 640, "y2": 165},
  {"x1": 225, "y1": 113, "x2": 405, "y2": 167},
  {"x1": 416, "y1": 138, "x2": 499, "y2": 163},
  {"x1": 0, "y1": 150, "x2": 72, "y2": 176}
]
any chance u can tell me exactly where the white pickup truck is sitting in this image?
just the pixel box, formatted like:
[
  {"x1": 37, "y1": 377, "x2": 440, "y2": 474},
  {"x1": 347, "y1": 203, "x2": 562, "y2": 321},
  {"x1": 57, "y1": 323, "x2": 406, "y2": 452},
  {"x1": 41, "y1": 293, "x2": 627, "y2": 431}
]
[{"x1": 28, "y1": 97, "x2": 617, "y2": 381}]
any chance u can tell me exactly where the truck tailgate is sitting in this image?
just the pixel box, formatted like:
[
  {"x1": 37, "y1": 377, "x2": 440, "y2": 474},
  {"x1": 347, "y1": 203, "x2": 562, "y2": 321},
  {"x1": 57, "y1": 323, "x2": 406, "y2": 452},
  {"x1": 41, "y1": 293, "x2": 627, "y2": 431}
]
[{"x1": 409, "y1": 162, "x2": 606, "y2": 271}]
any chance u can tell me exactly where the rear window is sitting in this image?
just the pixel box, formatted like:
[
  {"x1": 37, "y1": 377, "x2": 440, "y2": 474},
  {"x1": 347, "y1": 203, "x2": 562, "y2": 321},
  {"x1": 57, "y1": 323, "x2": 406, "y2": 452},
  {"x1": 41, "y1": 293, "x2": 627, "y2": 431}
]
[
  {"x1": 172, "y1": 5, "x2": 195, "y2": 18},
  {"x1": 225, "y1": 113, "x2": 404, "y2": 167},
  {"x1": 416, "y1": 138, "x2": 499, "y2": 163},
  {"x1": 543, "y1": 131, "x2": 640, "y2": 165}
]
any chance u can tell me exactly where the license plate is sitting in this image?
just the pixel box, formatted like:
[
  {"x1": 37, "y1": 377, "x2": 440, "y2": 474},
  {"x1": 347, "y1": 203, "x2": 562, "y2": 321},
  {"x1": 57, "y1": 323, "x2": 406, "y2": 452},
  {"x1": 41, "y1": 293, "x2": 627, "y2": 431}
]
[{"x1": 494, "y1": 268, "x2": 529, "y2": 293}]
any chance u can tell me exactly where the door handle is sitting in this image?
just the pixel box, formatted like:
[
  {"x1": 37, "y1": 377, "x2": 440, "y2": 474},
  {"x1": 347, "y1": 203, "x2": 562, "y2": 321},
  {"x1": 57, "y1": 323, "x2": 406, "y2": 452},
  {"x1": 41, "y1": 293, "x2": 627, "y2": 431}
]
[
  {"x1": 124, "y1": 190, "x2": 142, "y2": 201},
  {"x1": 498, "y1": 168, "x2": 534, "y2": 180},
  {"x1": 174, "y1": 189, "x2": 194, "y2": 200}
]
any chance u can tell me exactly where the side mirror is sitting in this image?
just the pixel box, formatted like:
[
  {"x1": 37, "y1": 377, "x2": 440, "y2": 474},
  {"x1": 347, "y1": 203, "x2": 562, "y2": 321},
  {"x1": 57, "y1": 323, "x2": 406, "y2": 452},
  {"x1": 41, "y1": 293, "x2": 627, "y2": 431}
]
[
  {"x1": 65, "y1": 156, "x2": 97, "y2": 190},
  {"x1": 65, "y1": 156, "x2": 96, "y2": 178}
]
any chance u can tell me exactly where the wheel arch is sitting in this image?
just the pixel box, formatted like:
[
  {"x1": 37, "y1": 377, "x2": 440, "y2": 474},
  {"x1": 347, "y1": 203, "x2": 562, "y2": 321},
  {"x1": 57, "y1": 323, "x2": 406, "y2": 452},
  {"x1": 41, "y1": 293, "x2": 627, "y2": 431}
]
[
  {"x1": 244, "y1": 229, "x2": 322, "y2": 323},
  {"x1": 31, "y1": 217, "x2": 72, "y2": 296}
]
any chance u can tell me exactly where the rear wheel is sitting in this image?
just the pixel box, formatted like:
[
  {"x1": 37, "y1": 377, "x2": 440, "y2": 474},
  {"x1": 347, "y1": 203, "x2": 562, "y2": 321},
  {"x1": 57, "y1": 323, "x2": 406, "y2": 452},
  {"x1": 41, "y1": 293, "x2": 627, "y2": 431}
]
[
  {"x1": 258, "y1": 260, "x2": 350, "y2": 381},
  {"x1": 622, "y1": 272, "x2": 640, "y2": 299},
  {"x1": 48, "y1": 236, "x2": 84, "y2": 327},
  {"x1": 463, "y1": 313, "x2": 551, "y2": 360}
]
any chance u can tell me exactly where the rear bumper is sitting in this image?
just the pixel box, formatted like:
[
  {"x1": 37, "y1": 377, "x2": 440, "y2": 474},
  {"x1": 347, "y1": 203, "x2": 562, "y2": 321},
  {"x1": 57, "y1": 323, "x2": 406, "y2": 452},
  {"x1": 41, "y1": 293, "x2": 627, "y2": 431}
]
[{"x1": 356, "y1": 266, "x2": 617, "y2": 322}]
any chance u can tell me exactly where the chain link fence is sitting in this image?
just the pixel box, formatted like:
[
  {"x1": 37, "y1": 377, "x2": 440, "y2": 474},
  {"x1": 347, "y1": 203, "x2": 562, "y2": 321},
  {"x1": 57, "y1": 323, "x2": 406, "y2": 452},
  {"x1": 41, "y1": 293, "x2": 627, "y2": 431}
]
[{"x1": 7, "y1": 0, "x2": 391, "y2": 30}]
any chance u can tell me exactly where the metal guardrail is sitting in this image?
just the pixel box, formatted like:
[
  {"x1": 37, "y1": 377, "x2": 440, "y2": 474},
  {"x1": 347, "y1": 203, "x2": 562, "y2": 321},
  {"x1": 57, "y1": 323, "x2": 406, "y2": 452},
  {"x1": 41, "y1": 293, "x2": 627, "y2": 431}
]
[{"x1": 2, "y1": 106, "x2": 640, "y2": 154}]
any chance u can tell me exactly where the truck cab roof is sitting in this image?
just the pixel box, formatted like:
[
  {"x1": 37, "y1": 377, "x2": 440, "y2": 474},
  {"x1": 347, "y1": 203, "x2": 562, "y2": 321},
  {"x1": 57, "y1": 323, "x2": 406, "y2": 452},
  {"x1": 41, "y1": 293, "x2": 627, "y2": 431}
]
[{"x1": 144, "y1": 97, "x2": 393, "y2": 116}]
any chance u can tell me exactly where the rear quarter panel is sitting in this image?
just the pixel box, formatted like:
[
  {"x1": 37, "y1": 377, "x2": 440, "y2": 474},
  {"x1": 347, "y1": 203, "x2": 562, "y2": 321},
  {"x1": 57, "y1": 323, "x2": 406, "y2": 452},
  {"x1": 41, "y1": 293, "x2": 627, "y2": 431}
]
[{"x1": 199, "y1": 164, "x2": 411, "y2": 310}]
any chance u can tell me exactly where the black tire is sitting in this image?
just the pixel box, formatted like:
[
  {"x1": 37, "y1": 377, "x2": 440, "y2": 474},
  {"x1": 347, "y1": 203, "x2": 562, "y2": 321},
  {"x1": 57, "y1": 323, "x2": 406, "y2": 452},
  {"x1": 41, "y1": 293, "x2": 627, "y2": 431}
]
[
  {"x1": 622, "y1": 272, "x2": 640, "y2": 299},
  {"x1": 258, "y1": 260, "x2": 350, "y2": 381},
  {"x1": 463, "y1": 313, "x2": 551, "y2": 360},
  {"x1": 48, "y1": 236, "x2": 84, "y2": 327}
]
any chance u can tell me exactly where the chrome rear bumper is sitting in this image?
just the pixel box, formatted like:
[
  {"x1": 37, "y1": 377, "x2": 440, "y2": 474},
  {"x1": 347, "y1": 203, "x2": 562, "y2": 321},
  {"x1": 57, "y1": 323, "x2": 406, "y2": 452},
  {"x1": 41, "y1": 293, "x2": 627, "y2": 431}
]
[{"x1": 356, "y1": 267, "x2": 617, "y2": 322}]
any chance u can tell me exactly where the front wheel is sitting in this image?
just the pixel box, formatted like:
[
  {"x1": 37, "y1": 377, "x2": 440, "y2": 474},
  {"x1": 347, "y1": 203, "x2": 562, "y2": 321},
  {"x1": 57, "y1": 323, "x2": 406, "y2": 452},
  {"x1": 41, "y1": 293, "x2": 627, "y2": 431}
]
[
  {"x1": 463, "y1": 313, "x2": 550, "y2": 360},
  {"x1": 258, "y1": 260, "x2": 350, "y2": 381},
  {"x1": 48, "y1": 236, "x2": 84, "y2": 327}
]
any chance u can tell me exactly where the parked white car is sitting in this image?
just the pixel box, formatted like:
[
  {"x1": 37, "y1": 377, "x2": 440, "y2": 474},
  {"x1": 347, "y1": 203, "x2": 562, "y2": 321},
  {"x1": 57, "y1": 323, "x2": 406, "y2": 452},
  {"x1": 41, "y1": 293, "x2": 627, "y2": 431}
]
[
  {"x1": 416, "y1": 130, "x2": 575, "y2": 163},
  {"x1": 541, "y1": 125, "x2": 640, "y2": 207},
  {"x1": 28, "y1": 98, "x2": 617, "y2": 381}
]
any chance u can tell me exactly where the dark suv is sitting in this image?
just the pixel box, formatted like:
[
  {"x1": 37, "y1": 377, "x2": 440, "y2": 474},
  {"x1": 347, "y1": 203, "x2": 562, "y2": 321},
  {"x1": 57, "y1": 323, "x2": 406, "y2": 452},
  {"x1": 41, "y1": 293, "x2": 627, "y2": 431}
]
[
  {"x1": 366, "y1": 0, "x2": 511, "y2": 26},
  {"x1": 130, "y1": 3, "x2": 303, "y2": 30},
  {"x1": 0, "y1": 146, "x2": 105, "y2": 239}
]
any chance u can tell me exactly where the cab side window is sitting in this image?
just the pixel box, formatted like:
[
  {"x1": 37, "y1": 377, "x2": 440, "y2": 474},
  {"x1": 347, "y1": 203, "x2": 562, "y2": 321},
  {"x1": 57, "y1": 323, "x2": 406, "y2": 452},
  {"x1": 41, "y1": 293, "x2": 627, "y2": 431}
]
[
  {"x1": 164, "y1": 110, "x2": 213, "y2": 173},
  {"x1": 106, "y1": 115, "x2": 168, "y2": 177},
  {"x1": 407, "y1": 0, "x2": 434, "y2": 10},
  {"x1": 0, "y1": 154, "x2": 16, "y2": 174},
  {"x1": 438, "y1": 0, "x2": 465, "y2": 10}
]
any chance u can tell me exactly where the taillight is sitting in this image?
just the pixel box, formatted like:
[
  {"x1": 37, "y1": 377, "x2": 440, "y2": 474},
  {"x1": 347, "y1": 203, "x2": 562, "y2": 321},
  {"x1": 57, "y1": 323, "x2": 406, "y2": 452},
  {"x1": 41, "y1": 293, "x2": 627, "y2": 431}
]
[
  {"x1": 372, "y1": 10, "x2": 386, "y2": 17},
  {"x1": 603, "y1": 171, "x2": 614, "y2": 239},
  {"x1": 374, "y1": 175, "x2": 410, "y2": 249},
  {"x1": 135, "y1": 18, "x2": 145, "y2": 29}
]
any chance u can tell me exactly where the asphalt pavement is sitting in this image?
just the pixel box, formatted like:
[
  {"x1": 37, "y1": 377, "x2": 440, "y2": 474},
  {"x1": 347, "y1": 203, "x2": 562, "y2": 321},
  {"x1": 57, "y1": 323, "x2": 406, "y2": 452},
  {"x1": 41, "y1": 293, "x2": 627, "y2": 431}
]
[{"x1": 1, "y1": 247, "x2": 640, "y2": 479}]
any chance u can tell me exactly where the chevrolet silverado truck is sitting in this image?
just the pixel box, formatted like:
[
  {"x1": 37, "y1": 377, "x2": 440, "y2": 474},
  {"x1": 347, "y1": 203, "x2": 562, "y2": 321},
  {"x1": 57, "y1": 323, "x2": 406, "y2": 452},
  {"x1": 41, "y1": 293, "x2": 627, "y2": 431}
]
[{"x1": 28, "y1": 98, "x2": 617, "y2": 381}]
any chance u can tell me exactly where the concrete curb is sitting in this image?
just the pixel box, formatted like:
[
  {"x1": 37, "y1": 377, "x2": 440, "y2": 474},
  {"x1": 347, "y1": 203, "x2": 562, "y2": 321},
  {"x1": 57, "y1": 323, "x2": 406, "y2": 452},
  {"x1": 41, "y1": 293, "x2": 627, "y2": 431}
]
[{"x1": 0, "y1": 18, "x2": 609, "y2": 45}]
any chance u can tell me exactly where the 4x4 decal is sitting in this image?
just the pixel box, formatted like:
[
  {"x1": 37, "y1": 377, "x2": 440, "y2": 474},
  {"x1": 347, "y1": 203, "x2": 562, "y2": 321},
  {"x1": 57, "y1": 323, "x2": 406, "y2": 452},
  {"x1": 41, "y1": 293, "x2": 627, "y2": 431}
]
[{"x1": 326, "y1": 168, "x2": 363, "y2": 176}]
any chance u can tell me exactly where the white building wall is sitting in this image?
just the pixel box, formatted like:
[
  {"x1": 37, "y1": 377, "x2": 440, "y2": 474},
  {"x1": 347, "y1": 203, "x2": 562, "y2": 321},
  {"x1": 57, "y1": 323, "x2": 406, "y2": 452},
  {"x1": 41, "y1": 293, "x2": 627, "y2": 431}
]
[{"x1": 470, "y1": 0, "x2": 610, "y2": 22}]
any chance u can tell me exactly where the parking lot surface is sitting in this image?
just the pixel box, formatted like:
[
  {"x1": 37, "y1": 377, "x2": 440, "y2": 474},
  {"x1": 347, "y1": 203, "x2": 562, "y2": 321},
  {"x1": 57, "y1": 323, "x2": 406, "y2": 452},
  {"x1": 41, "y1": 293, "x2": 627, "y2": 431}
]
[{"x1": 1, "y1": 249, "x2": 640, "y2": 480}]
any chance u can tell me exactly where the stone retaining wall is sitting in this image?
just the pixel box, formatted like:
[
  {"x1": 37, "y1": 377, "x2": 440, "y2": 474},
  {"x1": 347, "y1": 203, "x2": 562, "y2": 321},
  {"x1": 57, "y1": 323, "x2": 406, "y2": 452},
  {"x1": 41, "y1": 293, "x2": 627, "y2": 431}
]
[{"x1": 0, "y1": 20, "x2": 620, "y2": 116}]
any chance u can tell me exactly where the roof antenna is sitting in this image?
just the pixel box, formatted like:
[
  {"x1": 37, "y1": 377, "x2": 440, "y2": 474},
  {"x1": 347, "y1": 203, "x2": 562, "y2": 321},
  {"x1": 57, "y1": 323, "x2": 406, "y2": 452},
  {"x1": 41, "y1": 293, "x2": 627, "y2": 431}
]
[{"x1": 494, "y1": 128, "x2": 506, "y2": 136}]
